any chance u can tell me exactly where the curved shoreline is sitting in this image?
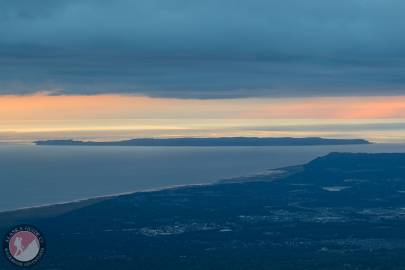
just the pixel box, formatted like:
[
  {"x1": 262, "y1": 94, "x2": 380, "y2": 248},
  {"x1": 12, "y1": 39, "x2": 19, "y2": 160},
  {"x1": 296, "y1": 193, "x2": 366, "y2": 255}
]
[
  {"x1": 0, "y1": 182, "x2": 216, "y2": 214},
  {"x1": 0, "y1": 166, "x2": 285, "y2": 214}
]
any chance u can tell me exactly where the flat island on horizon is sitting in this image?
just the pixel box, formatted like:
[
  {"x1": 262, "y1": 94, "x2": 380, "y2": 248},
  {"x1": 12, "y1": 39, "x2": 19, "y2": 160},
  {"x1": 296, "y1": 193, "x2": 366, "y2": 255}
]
[{"x1": 34, "y1": 137, "x2": 371, "y2": 146}]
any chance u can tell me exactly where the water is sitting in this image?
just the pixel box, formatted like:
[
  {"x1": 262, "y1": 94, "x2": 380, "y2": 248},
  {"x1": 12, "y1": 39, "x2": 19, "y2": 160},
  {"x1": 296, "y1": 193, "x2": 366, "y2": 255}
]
[{"x1": 1, "y1": 143, "x2": 405, "y2": 211}]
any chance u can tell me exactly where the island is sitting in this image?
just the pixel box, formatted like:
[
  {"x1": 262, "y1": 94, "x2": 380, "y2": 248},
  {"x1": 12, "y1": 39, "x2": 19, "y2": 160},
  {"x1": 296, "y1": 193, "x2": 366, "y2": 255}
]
[
  {"x1": 34, "y1": 137, "x2": 371, "y2": 146},
  {"x1": 2, "y1": 152, "x2": 405, "y2": 270}
]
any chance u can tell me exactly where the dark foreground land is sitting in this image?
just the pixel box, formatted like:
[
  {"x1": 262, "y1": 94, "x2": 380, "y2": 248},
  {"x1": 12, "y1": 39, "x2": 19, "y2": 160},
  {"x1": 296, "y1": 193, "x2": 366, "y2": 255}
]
[{"x1": 2, "y1": 152, "x2": 405, "y2": 269}]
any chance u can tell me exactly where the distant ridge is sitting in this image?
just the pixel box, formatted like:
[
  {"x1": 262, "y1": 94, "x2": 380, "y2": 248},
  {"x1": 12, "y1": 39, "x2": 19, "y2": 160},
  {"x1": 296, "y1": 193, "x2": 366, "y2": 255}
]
[{"x1": 34, "y1": 137, "x2": 371, "y2": 146}]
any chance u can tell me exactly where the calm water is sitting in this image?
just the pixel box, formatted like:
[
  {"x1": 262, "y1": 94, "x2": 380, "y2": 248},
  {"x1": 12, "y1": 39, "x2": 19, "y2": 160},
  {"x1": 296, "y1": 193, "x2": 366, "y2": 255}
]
[{"x1": 2, "y1": 143, "x2": 405, "y2": 211}]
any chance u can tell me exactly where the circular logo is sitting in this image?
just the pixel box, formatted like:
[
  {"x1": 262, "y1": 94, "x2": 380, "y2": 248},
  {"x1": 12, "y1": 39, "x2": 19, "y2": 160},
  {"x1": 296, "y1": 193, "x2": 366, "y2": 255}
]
[{"x1": 3, "y1": 225, "x2": 45, "y2": 267}]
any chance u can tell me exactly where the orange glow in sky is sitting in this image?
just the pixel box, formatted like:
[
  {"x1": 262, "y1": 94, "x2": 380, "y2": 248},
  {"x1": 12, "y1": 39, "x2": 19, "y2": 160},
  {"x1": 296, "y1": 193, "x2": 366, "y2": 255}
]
[
  {"x1": 2, "y1": 93, "x2": 405, "y2": 121},
  {"x1": 2, "y1": 93, "x2": 405, "y2": 142}
]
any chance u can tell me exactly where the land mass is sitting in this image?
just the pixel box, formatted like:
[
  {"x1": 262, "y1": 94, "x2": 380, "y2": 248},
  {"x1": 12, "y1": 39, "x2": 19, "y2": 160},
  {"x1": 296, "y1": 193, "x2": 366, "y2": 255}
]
[
  {"x1": 34, "y1": 137, "x2": 371, "y2": 146},
  {"x1": 2, "y1": 152, "x2": 405, "y2": 270}
]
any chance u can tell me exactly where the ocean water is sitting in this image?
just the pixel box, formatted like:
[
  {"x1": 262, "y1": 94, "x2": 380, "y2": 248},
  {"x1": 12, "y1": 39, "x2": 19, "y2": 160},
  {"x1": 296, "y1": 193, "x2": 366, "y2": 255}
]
[{"x1": 1, "y1": 143, "x2": 405, "y2": 211}]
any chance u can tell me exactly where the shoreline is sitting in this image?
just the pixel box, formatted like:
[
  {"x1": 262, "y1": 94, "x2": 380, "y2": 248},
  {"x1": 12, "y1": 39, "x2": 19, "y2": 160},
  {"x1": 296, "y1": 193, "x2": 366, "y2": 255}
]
[
  {"x1": 5, "y1": 146, "x2": 405, "y2": 219},
  {"x1": 0, "y1": 182, "x2": 224, "y2": 227},
  {"x1": 0, "y1": 167, "x2": 289, "y2": 216},
  {"x1": 0, "y1": 182, "x2": 215, "y2": 214}
]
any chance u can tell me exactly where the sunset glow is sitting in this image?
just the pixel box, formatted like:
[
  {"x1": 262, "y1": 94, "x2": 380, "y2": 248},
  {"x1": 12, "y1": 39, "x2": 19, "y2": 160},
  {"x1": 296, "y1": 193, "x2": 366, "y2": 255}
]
[
  {"x1": 2, "y1": 93, "x2": 405, "y2": 143},
  {"x1": 3, "y1": 93, "x2": 405, "y2": 121}
]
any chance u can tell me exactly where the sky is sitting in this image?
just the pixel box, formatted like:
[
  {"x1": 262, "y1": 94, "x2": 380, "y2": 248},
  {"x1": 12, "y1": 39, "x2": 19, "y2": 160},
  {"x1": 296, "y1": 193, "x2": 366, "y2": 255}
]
[{"x1": 1, "y1": 0, "x2": 405, "y2": 142}]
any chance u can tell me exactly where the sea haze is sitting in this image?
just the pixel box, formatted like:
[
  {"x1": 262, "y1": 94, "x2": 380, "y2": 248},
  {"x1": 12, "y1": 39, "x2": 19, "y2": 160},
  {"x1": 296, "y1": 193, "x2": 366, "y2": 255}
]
[{"x1": 2, "y1": 143, "x2": 405, "y2": 211}]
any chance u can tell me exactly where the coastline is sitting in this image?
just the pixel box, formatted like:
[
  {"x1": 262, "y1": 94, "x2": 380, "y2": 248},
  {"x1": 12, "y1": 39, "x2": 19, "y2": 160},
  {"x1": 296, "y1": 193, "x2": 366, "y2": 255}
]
[
  {"x1": 0, "y1": 167, "x2": 293, "y2": 227},
  {"x1": 0, "y1": 183, "x2": 214, "y2": 213},
  {"x1": 0, "y1": 183, "x2": 218, "y2": 227},
  {"x1": 0, "y1": 165, "x2": 292, "y2": 215}
]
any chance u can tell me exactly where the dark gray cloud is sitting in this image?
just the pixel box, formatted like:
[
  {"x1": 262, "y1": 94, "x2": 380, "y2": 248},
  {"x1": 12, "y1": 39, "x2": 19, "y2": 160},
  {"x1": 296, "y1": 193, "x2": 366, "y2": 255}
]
[{"x1": 1, "y1": 0, "x2": 405, "y2": 98}]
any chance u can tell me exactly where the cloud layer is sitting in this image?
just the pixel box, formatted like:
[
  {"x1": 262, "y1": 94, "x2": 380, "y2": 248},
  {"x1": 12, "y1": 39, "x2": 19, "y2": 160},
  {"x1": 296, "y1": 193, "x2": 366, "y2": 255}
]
[{"x1": 1, "y1": 0, "x2": 405, "y2": 98}]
